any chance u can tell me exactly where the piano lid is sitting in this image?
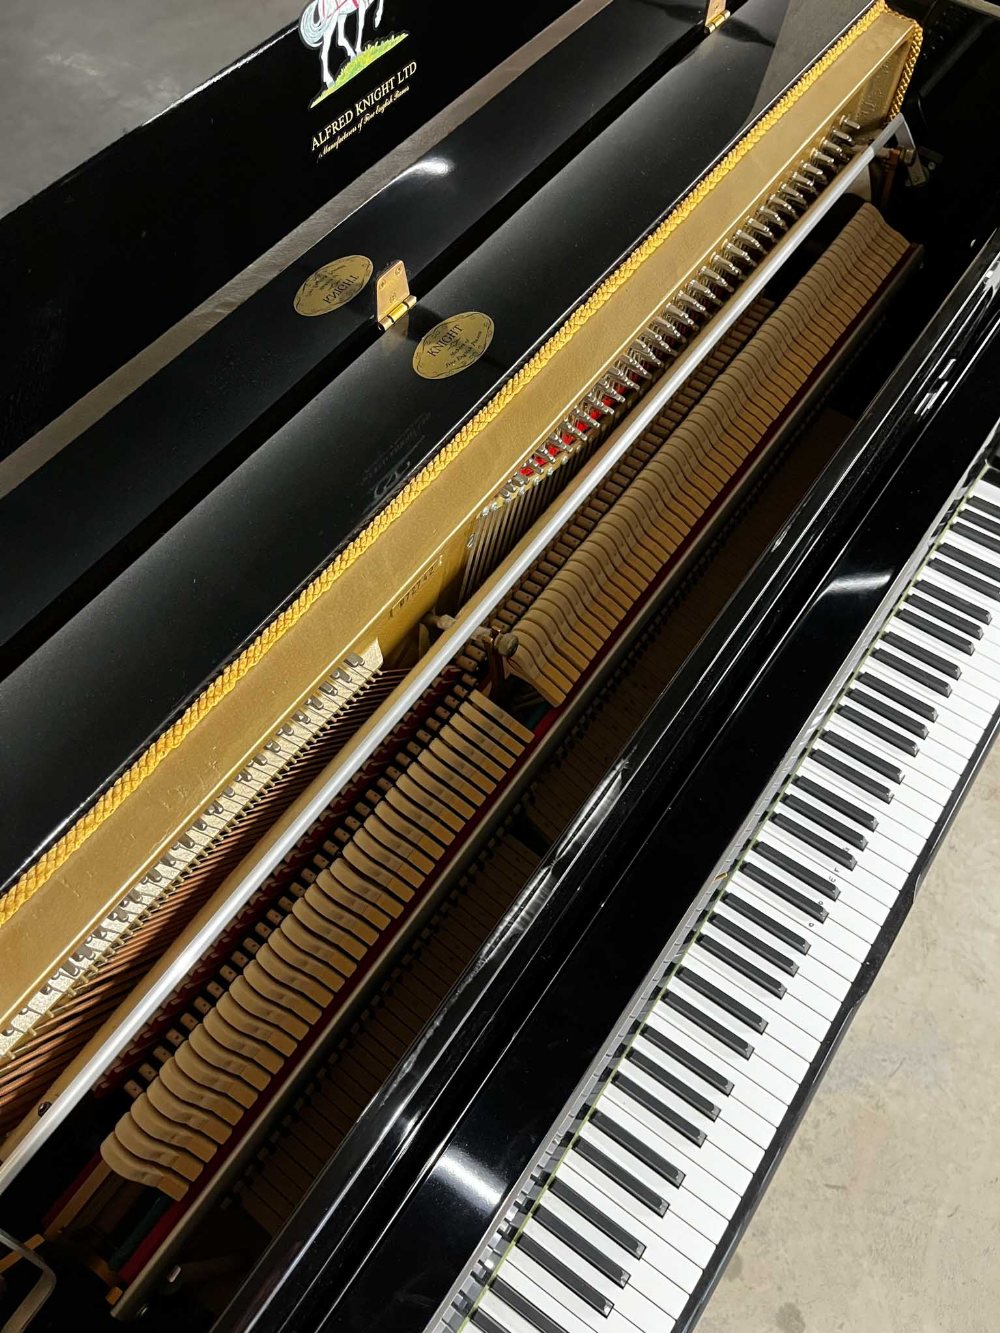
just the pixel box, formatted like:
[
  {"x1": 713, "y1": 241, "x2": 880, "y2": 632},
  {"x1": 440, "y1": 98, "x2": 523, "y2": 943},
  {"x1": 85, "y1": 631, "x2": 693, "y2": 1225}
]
[
  {"x1": 0, "y1": 0, "x2": 882, "y2": 901},
  {"x1": 0, "y1": 0, "x2": 605, "y2": 457}
]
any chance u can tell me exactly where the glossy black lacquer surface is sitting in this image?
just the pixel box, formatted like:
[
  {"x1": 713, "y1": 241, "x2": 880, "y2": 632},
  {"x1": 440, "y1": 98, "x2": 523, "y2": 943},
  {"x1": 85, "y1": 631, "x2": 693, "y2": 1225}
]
[
  {"x1": 0, "y1": 0, "x2": 584, "y2": 455},
  {"x1": 219, "y1": 230, "x2": 1000, "y2": 1333},
  {"x1": 0, "y1": 0, "x2": 870, "y2": 896},
  {"x1": 0, "y1": 0, "x2": 707, "y2": 665}
]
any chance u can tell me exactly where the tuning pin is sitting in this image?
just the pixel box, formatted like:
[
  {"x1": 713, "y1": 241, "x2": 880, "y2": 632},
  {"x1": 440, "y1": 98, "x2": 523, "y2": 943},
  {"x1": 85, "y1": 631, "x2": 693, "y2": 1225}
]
[
  {"x1": 735, "y1": 226, "x2": 767, "y2": 252},
  {"x1": 768, "y1": 192, "x2": 798, "y2": 220},
  {"x1": 675, "y1": 290, "x2": 709, "y2": 318},
  {"x1": 790, "y1": 169, "x2": 819, "y2": 195},
  {"x1": 778, "y1": 181, "x2": 809, "y2": 208},
  {"x1": 744, "y1": 218, "x2": 775, "y2": 244},
  {"x1": 840, "y1": 115, "x2": 861, "y2": 132},
  {"x1": 687, "y1": 277, "x2": 723, "y2": 307},
  {"x1": 757, "y1": 204, "x2": 788, "y2": 231},
  {"x1": 700, "y1": 263, "x2": 734, "y2": 293},
  {"x1": 811, "y1": 146, "x2": 838, "y2": 170},
  {"x1": 662, "y1": 301, "x2": 699, "y2": 331},
  {"x1": 652, "y1": 313, "x2": 687, "y2": 343},
  {"x1": 722, "y1": 240, "x2": 754, "y2": 270}
]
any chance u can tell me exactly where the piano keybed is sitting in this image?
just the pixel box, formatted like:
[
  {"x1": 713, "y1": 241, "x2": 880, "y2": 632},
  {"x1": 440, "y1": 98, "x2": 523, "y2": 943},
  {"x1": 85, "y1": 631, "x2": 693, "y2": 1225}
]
[{"x1": 439, "y1": 468, "x2": 1000, "y2": 1333}]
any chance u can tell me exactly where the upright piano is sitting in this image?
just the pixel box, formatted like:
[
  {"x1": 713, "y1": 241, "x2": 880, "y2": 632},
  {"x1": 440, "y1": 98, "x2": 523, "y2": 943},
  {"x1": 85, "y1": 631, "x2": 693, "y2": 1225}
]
[{"x1": 1, "y1": 0, "x2": 998, "y2": 1328}]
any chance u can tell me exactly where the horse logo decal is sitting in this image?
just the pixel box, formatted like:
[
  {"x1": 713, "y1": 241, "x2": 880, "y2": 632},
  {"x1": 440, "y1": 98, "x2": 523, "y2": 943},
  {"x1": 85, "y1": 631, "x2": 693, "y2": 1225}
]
[{"x1": 299, "y1": 0, "x2": 406, "y2": 107}]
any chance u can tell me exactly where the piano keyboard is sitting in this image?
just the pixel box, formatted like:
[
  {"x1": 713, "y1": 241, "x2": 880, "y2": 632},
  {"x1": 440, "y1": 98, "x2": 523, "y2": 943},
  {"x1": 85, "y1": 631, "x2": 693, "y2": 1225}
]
[
  {"x1": 502, "y1": 205, "x2": 910, "y2": 705},
  {"x1": 445, "y1": 468, "x2": 1000, "y2": 1333}
]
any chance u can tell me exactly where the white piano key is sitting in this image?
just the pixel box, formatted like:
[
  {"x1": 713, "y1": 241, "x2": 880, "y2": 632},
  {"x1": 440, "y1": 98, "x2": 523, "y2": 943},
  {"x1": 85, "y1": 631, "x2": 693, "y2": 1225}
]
[
  {"x1": 772, "y1": 799, "x2": 910, "y2": 892},
  {"x1": 668, "y1": 967, "x2": 811, "y2": 1083},
  {"x1": 601, "y1": 1084, "x2": 751, "y2": 1204},
  {"x1": 796, "y1": 756, "x2": 932, "y2": 853},
  {"x1": 728, "y1": 867, "x2": 869, "y2": 967},
  {"x1": 617, "y1": 1052, "x2": 764, "y2": 1173},
  {"x1": 631, "y1": 1031, "x2": 776, "y2": 1149},
  {"x1": 561, "y1": 1155, "x2": 715, "y2": 1273},
  {"x1": 881, "y1": 620, "x2": 1000, "y2": 702},
  {"x1": 698, "y1": 918, "x2": 842, "y2": 1021},
  {"x1": 744, "y1": 840, "x2": 886, "y2": 939},
  {"x1": 477, "y1": 1287, "x2": 564, "y2": 1333},
  {"x1": 753, "y1": 828, "x2": 897, "y2": 926},
  {"x1": 861, "y1": 650, "x2": 991, "y2": 738},
  {"x1": 579, "y1": 1121, "x2": 729, "y2": 1245},
  {"x1": 709, "y1": 897, "x2": 854, "y2": 1003},
  {"x1": 818, "y1": 714, "x2": 953, "y2": 804},
  {"x1": 682, "y1": 952, "x2": 824, "y2": 1058},
  {"x1": 501, "y1": 1251, "x2": 610, "y2": 1333},
  {"x1": 520, "y1": 1216, "x2": 688, "y2": 1323},
  {"x1": 645, "y1": 1007, "x2": 793, "y2": 1123}
]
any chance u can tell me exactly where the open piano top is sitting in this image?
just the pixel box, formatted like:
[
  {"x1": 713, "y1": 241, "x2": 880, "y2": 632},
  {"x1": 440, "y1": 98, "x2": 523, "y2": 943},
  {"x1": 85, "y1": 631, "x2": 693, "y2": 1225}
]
[{"x1": 1, "y1": 1, "x2": 999, "y2": 1330}]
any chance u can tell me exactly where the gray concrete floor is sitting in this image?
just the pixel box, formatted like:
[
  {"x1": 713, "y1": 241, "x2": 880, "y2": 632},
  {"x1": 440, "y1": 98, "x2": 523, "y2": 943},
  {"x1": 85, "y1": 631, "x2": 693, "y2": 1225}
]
[{"x1": 2, "y1": 2, "x2": 998, "y2": 1330}]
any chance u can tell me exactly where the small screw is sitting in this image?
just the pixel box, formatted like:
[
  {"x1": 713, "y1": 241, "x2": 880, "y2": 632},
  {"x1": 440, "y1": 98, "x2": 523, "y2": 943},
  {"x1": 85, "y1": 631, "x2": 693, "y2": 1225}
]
[{"x1": 37, "y1": 1102, "x2": 51, "y2": 1117}]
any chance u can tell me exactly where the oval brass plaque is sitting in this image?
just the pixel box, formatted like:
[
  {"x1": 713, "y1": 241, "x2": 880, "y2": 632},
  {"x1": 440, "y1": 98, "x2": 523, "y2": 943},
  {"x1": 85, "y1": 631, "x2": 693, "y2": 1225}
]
[
  {"x1": 412, "y1": 312, "x2": 495, "y2": 380},
  {"x1": 293, "y1": 255, "x2": 373, "y2": 317}
]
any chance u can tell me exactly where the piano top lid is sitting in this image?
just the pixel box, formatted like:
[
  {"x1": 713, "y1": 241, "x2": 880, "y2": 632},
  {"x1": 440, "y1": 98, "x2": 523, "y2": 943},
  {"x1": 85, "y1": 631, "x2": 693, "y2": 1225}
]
[{"x1": 0, "y1": 0, "x2": 884, "y2": 899}]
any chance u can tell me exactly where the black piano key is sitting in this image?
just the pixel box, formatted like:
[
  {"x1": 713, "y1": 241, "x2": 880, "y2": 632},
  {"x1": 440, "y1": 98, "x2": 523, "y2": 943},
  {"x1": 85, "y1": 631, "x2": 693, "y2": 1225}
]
[
  {"x1": 722, "y1": 891, "x2": 811, "y2": 955},
  {"x1": 741, "y1": 859, "x2": 828, "y2": 922},
  {"x1": 837, "y1": 702, "x2": 920, "y2": 756},
  {"x1": 516, "y1": 1233, "x2": 614, "y2": 1317},
  {"x1": 870, "y1": 648, "x2": 951, "y2": 699},
  {"x1": 661, "y1": 991, "x2": 754, "y2": 1059},
  {"x1": 967, "y1": 493, "x2": 1000, "y2": 523},
  {"x1": 755, "y1": 841, "x2": 841, "y2": 899},
  {"x1": 906, "y1": 594, "x2": 982, "y2": 641},
  {"x1": 847, "y1": 686, "x2": 929, "y2": 738},
  {"x1": 896, "y1": 608, "x2": 974, "y2": 655},
  {"x1": 627, "y1": 1045, "x2": 721, "y2": 1119},
  {"x1": 793, "y1": 773, "x2": 878, "y2": 830},
  {"x1": 811, "y1": 747, "x2": 893, "y2": 802},
  {"x1": 770, "y1": 809, "x2": 857, "y2": 868},
  {"x1": 914, "y1": 576, "x2": 991, "y2": 624},
  {"x1": 573, "y1": 1138, "x2": 669, "y2": 1217},
  {"x1": 696, "y1": 933, "x2": 786, "y2": 998},
  {"x1": 471, "y1": 1308, "x2": 513, "y2": 1333},
  {"x1": 928, "y1": 556, "x2": 1000, "y2": 603},
  {"x1": 855, "y1": 671, "x2": 937, "y2": 723},
  {"x1": 613, "y1": 1071, "x2": 707, "y2": 1147},
  {"x1": 548, "y1": 1178, "x2": 646, "y2": 1260},
  {"x1": 710, "y1": 910, "x2": 798, "y2": 974},
  {"x1": 492, "y1": 1278, "x2": 571, "y2": 1333},
  {"x1": 954, "y1": 518, "x2": 1000, "y2": 557},
  {"x1": 640, "y1": 1020, "x2": 735, "y2": 1092},
  {"x1": 534, "y1": 1206, "x2": 630, "y2": 1287},
  {"x1": 960, "y1": 505, "x2": 1000, "y2": 540},
  {"x1": 590, "y1": 1109, "x2": 687, "y2": 1188},
  {"x1": 937, "y1": 542, "x2": 1000, "y2": 586},
  {"x1": 782, "y1": 793, "x2": 869, "y2": 849},
  {"x1": 675, "y1": 965, "x2": 768, "y2": 1034}
]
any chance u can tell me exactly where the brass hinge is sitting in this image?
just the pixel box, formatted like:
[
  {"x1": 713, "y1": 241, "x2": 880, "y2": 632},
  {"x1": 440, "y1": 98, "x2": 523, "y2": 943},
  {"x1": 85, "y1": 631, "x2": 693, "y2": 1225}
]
[
  {"x1": 376, "y1": 259, "x2": 417, "y2": 330},
  {"x1": 705, "y1": 1, "x2": 730, "y2": 31}
]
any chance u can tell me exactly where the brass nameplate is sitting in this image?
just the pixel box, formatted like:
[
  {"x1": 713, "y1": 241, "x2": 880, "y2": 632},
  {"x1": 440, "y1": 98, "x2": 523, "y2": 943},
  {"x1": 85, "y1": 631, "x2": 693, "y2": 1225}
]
[
  {"x1": 293, "y1": 255, "x2": 373, "y2": 316},
  {"x1": 412, "y1": 312, "x2": 495, "y2": 380}
]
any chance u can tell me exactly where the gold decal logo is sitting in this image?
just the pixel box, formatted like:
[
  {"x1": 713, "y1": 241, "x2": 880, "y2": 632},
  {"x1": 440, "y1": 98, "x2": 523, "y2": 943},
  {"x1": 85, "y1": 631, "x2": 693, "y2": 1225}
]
[
  {"x1": 293, "y1": 255, "x2": 374, "y2": 316},
  {"x1": 412, "y1": 312, "x2": 495, "y2": 380}
]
